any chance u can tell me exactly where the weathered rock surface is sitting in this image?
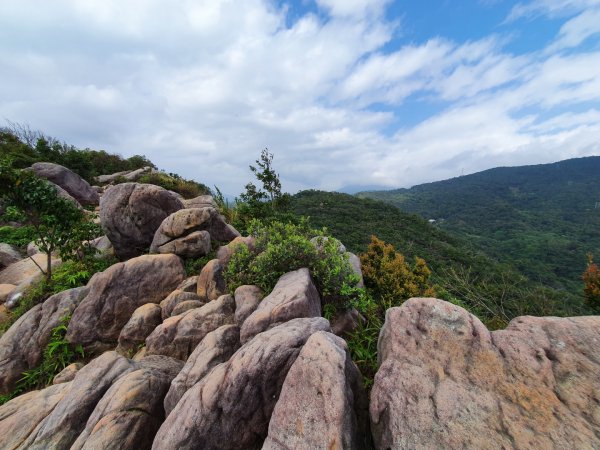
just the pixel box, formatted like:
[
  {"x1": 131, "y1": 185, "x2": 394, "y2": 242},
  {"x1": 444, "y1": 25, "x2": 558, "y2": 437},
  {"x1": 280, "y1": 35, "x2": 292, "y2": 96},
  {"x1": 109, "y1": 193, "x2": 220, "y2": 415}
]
[
  {"x1": 146, "y1": 294, "x2": 236, "y2": 360},
  {"x1": 234, "y1": 284, "x2": 264, "y2": 326},
  {"x1": 263, "y1": 331, "x2": 368, "y2": 450},
  {"x1": 70, "y1": 355, "x2": 183, "y2": 450},
  {"x1": 176, "y1": 276, "x2": 198, "y2": 293},
  {"x1": 152, "y1": 317, "x2": 331, "y2": 450},
  {"x1": 197, "y1": 259, "x2": 227, "y2": 301},
  {"x1": 160, "y1": 290, "x2": 204, "y2": 320},
  {"x1": 0, "y1": 253, "x2": 61, "y2": 287},
  {"x1": 53, "y1": 362, "x2": 84, "y2": 385},
  {"x1": 0, "y1": 382, "x2": 71, "y2": 450},
  {"x1": 0, "y1": 286, "x2": 89, "y2": 394},
  {"x1": 0, "y1": 243, "x2": 22, "y2": 269},
  {"x1": 171, "y1": 299, "x2": 204, "y2": 316},
  {"x1": 370, "y1": 297, "x2": 600, "y2": 450},
  {"x1": 88, "y1": 235, "x2": 114, "y2": 257},
  {"x1": 0, "y1": 283, "x2": 16, "y2": 303},
  {"x1": 30, "y1": 162, "x2": 99, "y2": 206},
  {"x1": 95, "y1": 166, "x2": 152, "y2": 184},
  {"x1": 163, "y1": 324, "x2": 241, "y2": 416},
  {"x1": 240, "y1": 268, "x2": 321, "y2": 344},
  {"x1": 66, "y1": 254, "x2": 185, "y2": 349},
  {"x1": 49, "y1": 181, "x2": 84, "y2": 209},
  {"x1": 347, "y1": 252, "x2": 364, "y2": 288},
  {"x1": 216, "y1": 235, "x2": 256, "y2": 266},
  {"x1": 331, "y1": 307, "x2": 365, "y2": 337},
  {"x1": 153, "y1": 230, "x2": 211, "y2": 258},
  {"x1": 100, "y1": 182, "x2": 184, "y2": 259},
  {"x1": 183, "y1": 195, "x2": 216, "y2": 209},
  {"x1": 13, "y1": 351, "x2": 137, "y2": 449},
  {"x1": 117, "y1": 303, "x2": 163, "y2": 355}
]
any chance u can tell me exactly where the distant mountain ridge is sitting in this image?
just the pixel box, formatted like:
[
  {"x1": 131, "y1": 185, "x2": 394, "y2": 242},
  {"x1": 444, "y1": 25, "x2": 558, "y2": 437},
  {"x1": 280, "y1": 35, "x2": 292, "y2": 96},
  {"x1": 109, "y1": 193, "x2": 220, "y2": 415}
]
[{"x1": 358, "y1": 156, "x2": 600, "y2": 293}]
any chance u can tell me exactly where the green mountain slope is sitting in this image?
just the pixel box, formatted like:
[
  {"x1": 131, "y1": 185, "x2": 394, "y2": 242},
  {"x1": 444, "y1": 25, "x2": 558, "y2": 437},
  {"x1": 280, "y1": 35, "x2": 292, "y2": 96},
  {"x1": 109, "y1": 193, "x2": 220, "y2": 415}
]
[{"x1": 358, "y1": 156, "x2": 600, "y2": 293}]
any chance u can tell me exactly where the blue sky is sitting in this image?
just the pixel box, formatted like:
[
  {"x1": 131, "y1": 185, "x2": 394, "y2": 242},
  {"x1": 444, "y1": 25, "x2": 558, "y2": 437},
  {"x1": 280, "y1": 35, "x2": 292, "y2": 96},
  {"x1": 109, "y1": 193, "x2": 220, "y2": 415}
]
[{"x1": 1, "y1": 0, "x2": 599, "y2": 194}]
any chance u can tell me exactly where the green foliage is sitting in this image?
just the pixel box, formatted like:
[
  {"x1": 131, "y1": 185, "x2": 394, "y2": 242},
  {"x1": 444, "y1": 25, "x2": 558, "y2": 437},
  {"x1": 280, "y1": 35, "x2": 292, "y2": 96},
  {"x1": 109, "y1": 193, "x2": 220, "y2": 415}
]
[
  {"x1": 0, "y1": 315, "x2": 84, "y2": 405},
  {"x1": 359, "y1": 156, "x2": 600, "y2": 294},
  {"x1": 137, "y1": 172, "x2": 211, "y2": 199},
  {"x1": 0, "y1": 225, "x2": 37, "y2": 247},
  {"x1": 583, "y1": 254, "x2": 600, "y2": 313},
  {"x1": 224, "y1": 219, "x2": 361, "y2": 312},
  {"x1": 0, "y1": 160, "x2": 99, "y2": 281}
]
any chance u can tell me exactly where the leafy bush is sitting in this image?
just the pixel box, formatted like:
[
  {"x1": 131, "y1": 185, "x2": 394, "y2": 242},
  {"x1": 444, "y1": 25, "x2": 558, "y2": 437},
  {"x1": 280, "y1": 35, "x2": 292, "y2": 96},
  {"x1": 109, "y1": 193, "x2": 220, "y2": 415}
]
[
  {"x1": 137, "y1": 172, "x2": 211, "y2": 199},
  {"x1": 224, "y1": 219, "x2": 361, "y2": 312},
  {"x1": 0, "y1": 315, "x2": 84, "y2": 405},
  {"x1": 0, "y1": 225, "x2": 37, "y2": 247},
  {"x1": 583, "y1": 254, "x2": 600, "y2": 313}
]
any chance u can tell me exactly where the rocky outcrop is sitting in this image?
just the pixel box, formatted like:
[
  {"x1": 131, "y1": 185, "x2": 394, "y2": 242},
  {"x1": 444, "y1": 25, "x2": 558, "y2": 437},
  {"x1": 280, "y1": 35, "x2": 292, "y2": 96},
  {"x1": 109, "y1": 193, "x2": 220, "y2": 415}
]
[
  {"x1": 0, "y1": 243, "x2": 22, "y2": 269},
  {"x1": 152, "y1": 317, "x2": 331, "y2": 450},
  {"x1": 216, "y1": 236, "x2": 256, "y2": 266},
  {"x1": 0, "y1": 286, "x2": 89, "y2": 394},
  {"x1": 159, "y1": 290, "x2": 204, "y2": 320},
  {"x1": 95, "y1": 166, "x2": 153, "y2": 184},
  {"x1": 117, "y1": 303, "x2": 163, "y2": 355},
  {"x1": 70, "y1": 355, "x2": 183, "y2": 450},
  {"x1": 100, "y1": 183, "x2": 184, "y2": 259},
  {"x1": 263, "y1": 331, "x2": 368, "y2": 449},
  {"x1": 347, "y1": 252, "x2": 364, "y2": 288},
  {"x1": 240, "y1": 268, "x2": 321, "y2": 344},
  {"x1": 234, "y1": 284, "x2": 263, "y2": 326},
  {"x1": 183, "y1": 195, "x2": 216, "y2": 209},
  {"x1": 331, "y1": 307, "x2": 365, "y2": 337},
  {"x1": 163, "y1": 324, "x2": 240, "y2": 416},
  {"x1": 145, "y1": 294, "x2": 236, "y2": 360},
  {"x1": 53, "y1": 362, "x2": 84, "y2": 384},
  {"x1": 0, "y1": 253, "x2": 61, "y2": 287},
  {"x1": 196, "y1": 259, "x2": 227, "y2": 302},
  {"x1": 66, "y1": 254, "x2": 185, "y2": 349},
  {"x1": 171, "y1": 300, "x2": 204, "y2": 316},
  {"x1": 150, "y1": 207, "x2": 239, "y2": 258},
  {"x1": 370, "y1": 297, "x2": 600, "y2": 450},
  {"x1": 30, "y1": 162, "x2": 99, "y2": 206},
  {"x1": 176, "y1": 276, "x2": 198, "y2": 293}
]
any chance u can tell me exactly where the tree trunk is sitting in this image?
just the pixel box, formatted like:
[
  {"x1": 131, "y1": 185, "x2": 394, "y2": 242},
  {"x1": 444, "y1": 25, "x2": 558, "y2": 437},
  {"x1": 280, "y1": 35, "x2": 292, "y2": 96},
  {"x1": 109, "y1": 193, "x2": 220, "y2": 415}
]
[{"x1": 46, "y1": 250, "x2": 52, "y2": 282}]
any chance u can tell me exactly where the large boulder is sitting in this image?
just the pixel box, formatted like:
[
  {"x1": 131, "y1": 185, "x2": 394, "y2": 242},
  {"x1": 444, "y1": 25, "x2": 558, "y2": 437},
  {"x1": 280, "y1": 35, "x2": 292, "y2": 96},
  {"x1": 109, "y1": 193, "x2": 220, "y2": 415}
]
[
  {"x1": 0, "y1": 286, "x2": 89, "y2": 394},
  {"x1": 196, "y1": 259, "x2": 227, "y2": 302},
  {"x1": 0, "y1": 243, "x2": 22, "y2": 269},
  {"x1": 66, "y1": 254, "x2": 185, "y2": 349},
  {"x1": 152, "y1": 317, "x2": 331, "y2": 450},
  {"x1": 100, "y1": 182, "x2": 184, "y2": 259},
  {"x1": 145, "y1": 294, "x2": 236, "y2": 360},
  {"x1": 163, "y1": 324, "x2": 241, "y2": 416},
  {"x1": 0, "y1": 253, "x2": 61, "y2": 287},
  {"x1": 183, "y1": 195, "x2": 216, "y2": 209},
  {"x1": 263, "y1": 331, "x2": 369, "y2": 449},
  {"x1": 117, "y1": 303, "x2": 163, "y2": 355},
  {"x1": 240, "y1": 268, "x2": 321, "y2": 344},
  {"x1": 152, "y1": 230, "x2": 211, "y2": 258},
  {"x1": 160, "y1": 290, "x2": 204, "y2": 320},
  {"x1": 70, "y1": 355, "x2": 183, "y2": 450},
  {"x1": 370, "y1": 297, "x2": 600, "y2": 450},
  {"x1": 216, "y1": 235, "x2": 256, "y2": 267},
  {"x1": 234, "y1": 284, "x2": 263, "y2": 326},
  {"x1": 30, "y1": 162, "x2": 99, "y2": 206}
]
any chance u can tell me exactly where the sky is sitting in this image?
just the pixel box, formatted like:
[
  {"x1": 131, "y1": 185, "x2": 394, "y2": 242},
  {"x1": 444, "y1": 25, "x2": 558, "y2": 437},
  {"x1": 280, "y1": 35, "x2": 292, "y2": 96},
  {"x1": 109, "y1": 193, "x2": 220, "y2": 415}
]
[{"x1": 1, "y1": 0, "x2": 600, "y2": 195}]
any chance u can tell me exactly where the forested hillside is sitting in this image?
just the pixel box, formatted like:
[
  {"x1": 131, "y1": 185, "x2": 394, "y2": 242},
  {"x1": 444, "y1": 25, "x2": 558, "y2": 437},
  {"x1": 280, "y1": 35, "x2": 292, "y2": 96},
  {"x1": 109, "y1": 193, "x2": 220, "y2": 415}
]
[{"x1": 358, "y1": 157, "x2": 600, "y2": 293}]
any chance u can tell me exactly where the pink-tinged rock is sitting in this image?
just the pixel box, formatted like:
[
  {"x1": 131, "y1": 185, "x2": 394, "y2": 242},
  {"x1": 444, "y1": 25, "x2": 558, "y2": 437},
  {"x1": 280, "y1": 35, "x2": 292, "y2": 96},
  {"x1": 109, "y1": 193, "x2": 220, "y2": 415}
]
[
  {"x1": 330, "y1": 307, "x2": 365, "y2": 338},
  {"x1": 0, "y1": 286, "x2": 89, "y2": 394},
  {"x1": 263, "y1": 331, "x2": 369, "y2": 449},
  {"x1": 16, "y1": 351, "x2": 137, "y2": 449},
  {"x1": 182, "y1": 195, "x2": 216, "y2": 209},
  {"x1": 70, "y1": 355, "x2": 183, "y2": 450},
  {"x1": 234, "y1": 284, "x2": 264, "y2": 326},
  {"x1": 164, "y1": 324, "x2": 240, "y2": 416},
  {"x1": 170, "y1": 299, "x2": 204, "y2": 316},
  {"x1": 117, "y1": 303, "x2": 163, "y2": 355},
  {"x1": 370, "y1": 297, "x2": 600, "y2": 450},
  {"x1": 153, "y1": 230, "x2": 212, "y2": 258},
  {"x1": 53, "y1": 362, "x2": 84, "y2": 384},
  {"x1": 196, "y1": 259, "x2": 227, "y2": 302},
  {"x1": 0, "y1": 283, "x2": 16, "y2": 303},
  {"x1": 30, "y1": 162, "x2": 99, "y2": 206},
  {"x1": 0, "y1": 243, "x2": 22, "y2": 269},
  {"x1": 152, "y1": 317, "x2": 331, "y2": 450},
  {"x1": 100, "y1": 183, "x2": 184, "y2": 259},
  {"x1": 0, "y1": 253, "x2": 61, "y2": 287},
  {"x1": 0, "y1": 382, "x2": 71, "y2": 449},
  {"x1": 176, "y1": 276, "x2": 198, "y2": 293},
  {"x1": 240, "y1": 268, "x2": 321, "y2": 344},
  {"x1": 216, "y1": 235, "x2": 256, "y2": 267},
  {"x1": 66, "y1": 254, "x2": 185, "y2": 349},
  {"x1": 145, "y1": 294, "x2": 236, "y2": 360},
  {"x1": 160, "y1": 290, "x2": 204, "y2": 320}
]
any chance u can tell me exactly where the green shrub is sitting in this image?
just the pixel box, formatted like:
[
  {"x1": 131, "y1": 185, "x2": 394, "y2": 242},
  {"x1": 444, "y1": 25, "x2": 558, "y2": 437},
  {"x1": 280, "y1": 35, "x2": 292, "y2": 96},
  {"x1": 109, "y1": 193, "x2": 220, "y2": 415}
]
[
  {"x1": 224, "y1": 219, "x2": 361, "y2": 312},
  {"x1": 0, "y1": 315, "x2": 84, "y2": 405},
  {"x1": 0, "y1": 225, "x2": 37, "y2": 247},
  {"x1": 137, "y1": 172, "x2": 211, "y2": 199}
]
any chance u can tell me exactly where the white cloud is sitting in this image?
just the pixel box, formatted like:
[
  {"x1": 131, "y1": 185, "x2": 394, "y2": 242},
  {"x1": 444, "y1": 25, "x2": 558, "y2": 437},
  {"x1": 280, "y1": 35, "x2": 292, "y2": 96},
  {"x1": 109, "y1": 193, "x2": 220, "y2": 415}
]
[
  {"x1": 0, "y1": 0, "x2": 599, "y2": 195},
  {"x1": 507, "y1": 0, "x2": 600, "y2": 20}
]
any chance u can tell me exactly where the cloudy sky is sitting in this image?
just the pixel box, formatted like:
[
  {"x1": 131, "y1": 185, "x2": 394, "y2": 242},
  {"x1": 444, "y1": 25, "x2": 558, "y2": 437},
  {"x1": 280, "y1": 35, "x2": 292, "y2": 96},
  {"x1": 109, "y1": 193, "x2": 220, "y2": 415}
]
[{"x1": 1, "y1": 0, "x2": 600, "y2": 195}]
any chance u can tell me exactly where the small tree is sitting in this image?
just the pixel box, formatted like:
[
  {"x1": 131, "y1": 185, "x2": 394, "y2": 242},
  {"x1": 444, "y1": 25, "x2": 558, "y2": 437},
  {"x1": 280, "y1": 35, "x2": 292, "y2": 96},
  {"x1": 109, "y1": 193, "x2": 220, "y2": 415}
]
[
  {"x1": 583, "y1": 254, "x2": 600, "y2": 312},
  {"x1": 0, "y1": 160, "x2": 91, "y2": 282},
  {"x1": 360, "y1": 235, "x2": 435, "y2": 311}
]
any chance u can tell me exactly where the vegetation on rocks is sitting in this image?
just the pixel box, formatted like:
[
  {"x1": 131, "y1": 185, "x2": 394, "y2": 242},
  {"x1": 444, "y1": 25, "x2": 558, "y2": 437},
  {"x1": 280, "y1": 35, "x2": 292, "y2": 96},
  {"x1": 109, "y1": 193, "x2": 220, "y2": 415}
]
[
  {"x1": 137, "y1": 171, "x2": 211, "y2": 199},
  {"x1": 583, "y1": 254, "x2": 600, "y2": 312}
]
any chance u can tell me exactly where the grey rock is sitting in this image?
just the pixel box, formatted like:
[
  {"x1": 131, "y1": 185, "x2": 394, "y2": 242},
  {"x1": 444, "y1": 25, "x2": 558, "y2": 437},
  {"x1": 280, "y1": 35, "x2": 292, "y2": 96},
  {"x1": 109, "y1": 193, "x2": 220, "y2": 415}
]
[
  {"x1": 66, "y1": 254, "x2": 185, "y2": 349},
  {"x1": 176, "y1": 276, "x2": 198, "y2": 293},
  {"x1": 183, "y1": 195, "x2": 216, "y2": 209},
  {"x1": 240, "y1": 268, "x2": 321, "y2": 344},
  {"x1": 234, "y1": 284, "x2": 264, "y2": 326},
  {"x1": 160, "y1": 290, "x2": 204, "y2": 320},
  {"x1": 153, "y1": 230, "x2": 211, "y2": 258},
  {"x1": 196, "y1": 259, "x2": 227, "y2": 302},
  {"x1": 146, "y1": 294, "x2": 236, "y2": 360},
  {"x1": 163, "y1": 324, "x2": 241, "y2": 416},
  {"x1": 117, "y1": 303, "x2": 163, "y2": 355},
  {"x1": 31, "y1": 162, "x2": 99, "y2": 206},
  {"x1": 171, "y1": 299, "x2": 205, "y2": 316},
  {"x1": 216, "y1": 235, "x2": 256, "y2": 267},
  {"x1": 152, "y1": 317, "x2": 331, "y2": 450},
  {"x1": 0, "y1": 243, "x2": 22, "y2": 269},
  {"x1": 100, "y1": 182, "x2": 184, "y2": 259},
  {"x1": 53, "y1": 362, "x2": 84, "y2": 385}
]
